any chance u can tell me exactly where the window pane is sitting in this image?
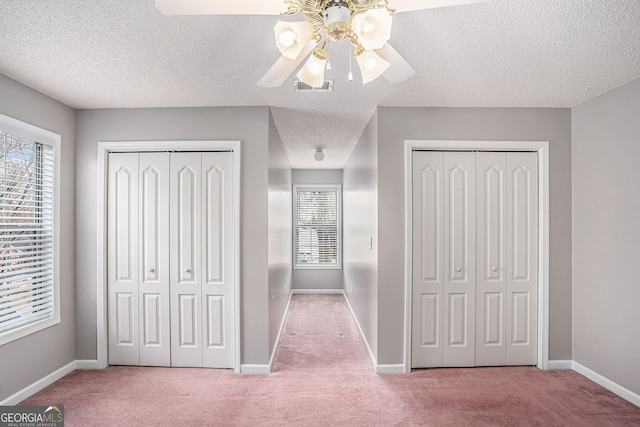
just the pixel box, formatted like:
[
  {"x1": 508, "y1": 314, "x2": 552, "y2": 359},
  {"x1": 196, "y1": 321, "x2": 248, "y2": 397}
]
[
  {"x1": 0, "y1": 131, "x2": 55, "y2": 335},
  {"x1": 295, "y1": 188, "x2": 340, "y2": 267}
]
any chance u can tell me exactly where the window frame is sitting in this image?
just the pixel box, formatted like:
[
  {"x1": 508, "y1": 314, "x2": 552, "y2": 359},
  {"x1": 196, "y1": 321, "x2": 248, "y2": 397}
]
[
  {"x1": 293, "y1": 184, "x2": 342, "y2": 270},
  {"x1": 0, "y1": 113, "x2": 61, "y2": 346}
]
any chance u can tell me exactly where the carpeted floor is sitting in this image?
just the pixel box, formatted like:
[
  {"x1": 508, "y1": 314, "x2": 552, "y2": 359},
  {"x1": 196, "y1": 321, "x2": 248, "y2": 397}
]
[{"x1": 21, "y1": 294, "x2": 640, "y2": 426}]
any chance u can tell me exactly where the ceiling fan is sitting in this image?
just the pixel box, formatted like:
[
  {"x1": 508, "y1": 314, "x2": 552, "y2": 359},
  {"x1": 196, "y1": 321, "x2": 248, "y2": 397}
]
[{"x1": 154, "y1": 0, "x2": 494, "y2": 88}]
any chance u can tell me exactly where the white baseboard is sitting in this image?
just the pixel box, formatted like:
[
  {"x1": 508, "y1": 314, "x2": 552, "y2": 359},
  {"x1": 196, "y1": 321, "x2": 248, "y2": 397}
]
[
  {"x1": 376, "y1": 364, "x2": 405, "y2": 374},
  {"x1": 342, "y1": 292, "x2": 378, "y2": 371},
  {"x1": 240, "y1": 364, "x2": 271, "y2": 374},
  {"x1": 0, "y1": 361, "x2": 77, "y2": 406},
  {"x1": 75, "y1": 359, "x2": 100, "y2": 370},
  {"x1": 269, "y1": 290, "x2": 293, "y2": 370},
  {"x1": 547, "y1": 360, "x2": 574, "y2": 370},
  {"x1": 291, "y1": 288, "x2": 344, "y2": 294},
  {"x1": 571, "y1": 361, "x2": 640, "y2": 408}
]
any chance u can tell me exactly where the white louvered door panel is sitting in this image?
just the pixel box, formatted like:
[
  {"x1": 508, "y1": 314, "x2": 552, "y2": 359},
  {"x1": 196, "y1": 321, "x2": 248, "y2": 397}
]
[
  {"x1": 108, "y1": 153, "x2": 140, "y2": 365},
  {"x1": 412, "y1": 151, "x2": 445, "y2": 368},
  {"x1": 201, "y1": 152, "x2": 234, "y2": 368},
  {"x1": 170, "y1": 152, "x2": 203, "y2": 367},
  {"x1": 475, "y1": 152, "x2": 507, "y2": 366},
  {"x1": 443, "y1": 153, "x2": 476, "y2": 367},
  {"x1": 506, "y1": 152, "x2": 538, "y2": 365},
  {"x1": 138, "y1": 153, "x2": 170, "y2": 366}
]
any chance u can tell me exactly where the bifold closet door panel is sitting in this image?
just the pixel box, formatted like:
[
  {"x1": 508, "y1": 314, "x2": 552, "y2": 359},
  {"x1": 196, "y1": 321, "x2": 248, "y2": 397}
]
[
  {"x1": 443, "y1": 152, "x2": 476, "y2": 367},
  {"x1": 201, "y1": 152, "x2": 235, "y2": 369},
  {"x1": 138, "y1": 153, "x2": 171, "y2": 367},
  {"x1": 108, "y1": 153, "x2": 140, "y2": 365},
  {"x1": 475, "y1": 152, "x2": 508, "y2": 366},
  {"x1": 412, "y1": 151, "x2": 445, "y2": 368},
  {"x1": 170, "y1": 152, "x2": 204, "y2": 367},
  {"x1": 506, "y1": 152, "x2": 538, "y2": 365}
]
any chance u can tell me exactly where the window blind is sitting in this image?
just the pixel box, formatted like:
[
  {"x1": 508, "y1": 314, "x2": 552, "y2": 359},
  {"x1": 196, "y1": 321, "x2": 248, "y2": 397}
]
[
  {"x1": 295, "y1": 188, "x2": 340, "y2": 267},
  {"x1": 0, "y1": 131, "x2": 55, "y2": 334}
]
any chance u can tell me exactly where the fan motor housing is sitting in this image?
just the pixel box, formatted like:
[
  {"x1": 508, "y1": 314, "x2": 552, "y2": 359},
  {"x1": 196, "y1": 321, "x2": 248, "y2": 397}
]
[{"x1": 324, "y1": 1, "x2": 351, "y2": 40}]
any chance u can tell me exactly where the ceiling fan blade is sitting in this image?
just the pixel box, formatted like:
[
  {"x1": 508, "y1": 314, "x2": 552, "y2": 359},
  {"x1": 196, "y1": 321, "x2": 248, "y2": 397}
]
[
  {"x1": 257, "y1": 40, "x2": 317, "y2": 88},
  {"x1": 154, "y1": 0, "x2": 284, "y2": 15},
  {"x1": 390, "y1": 0, "x2": 495, "y2": 13},
  {"x1": 375, "y1": 43, "x2": 415, "y2": 84}
]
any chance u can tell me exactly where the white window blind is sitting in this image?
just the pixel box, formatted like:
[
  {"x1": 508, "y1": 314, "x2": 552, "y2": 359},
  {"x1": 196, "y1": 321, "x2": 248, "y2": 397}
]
[
  {"x1": 294, "y1": 185, "x2": 341, "y2": 268},
  {"x1": 0, "y1": 131, "x2": 55, "y2": 336}
]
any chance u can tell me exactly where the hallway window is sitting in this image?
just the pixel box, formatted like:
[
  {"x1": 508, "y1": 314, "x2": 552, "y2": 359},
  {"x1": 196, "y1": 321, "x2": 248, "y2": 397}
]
[
  {"x1": 0, "y1": 114, "x2": 60, "y2": 345},
  {"x1": 294, "y1": 185, "x2": 341, "y2": 269}
]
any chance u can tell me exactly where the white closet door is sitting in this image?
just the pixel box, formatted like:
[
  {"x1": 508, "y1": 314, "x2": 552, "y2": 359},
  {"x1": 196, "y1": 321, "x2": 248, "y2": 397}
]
[
  {"x1": 476, "y1": 152, "x2": 507, "y2": 366},
  {"x1": 170, "y1": 152, "x2": 203, "y2": 367},
  {"x1": 412, "y1": 151, "x2": 445, "y2": 368},
  {"x1": 443, "y1": 153, "x2": 476, "y2": 367},
  {"x1": 138, "y1": 153, "x2": 170, "y2": 366},
  {"x1": 108, "y1": 153, "x2": 140, "y2": 365},
  {"x1": 201, "y1": 152, "x2": 235, "y2": 368},
  {"x1": 170, "y1": 152, "x2": 235, "y2": 368},
  {"x1": 412, "y1": 150, "x2": 537, "y2": 369},
  {"x1": 506, "y1": 152, "x2": 538, "y2": 365}
]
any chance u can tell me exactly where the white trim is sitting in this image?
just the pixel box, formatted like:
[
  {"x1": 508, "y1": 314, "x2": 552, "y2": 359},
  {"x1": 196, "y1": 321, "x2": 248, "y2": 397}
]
[
  {"x1": 291, "y1": 288, "x2": 344, "y2": 294},
  {"x1": 75, "y1": 359, "x2": 101, "y2": 370},
  {"x1": 403, "y1": 140, "x2": 550, "y2": 373},
  {"x1": 96, "y1": 140, "x2": 242, "y2": 372},
  {"x1": 269, "y1": 290, "x2": 293, "y2": 370},
  {"x1": 572, "y1": 361, "x2": 640, "y2": 408},
  {"x1": 376, "y1": 365, "x2": 406, "y2": 374},
  {"x1": 342, "y1": 291, "x2": 377, "y2": 371},
  {"x1": 240, "y1": 364, "x2": 271, "y2": 374},
  {"x1": 547, "y1": 360, "x2": 574, "y2": 370},
  {"x1": 0, "y1": 361, "x2": 76, "y2": 406}
]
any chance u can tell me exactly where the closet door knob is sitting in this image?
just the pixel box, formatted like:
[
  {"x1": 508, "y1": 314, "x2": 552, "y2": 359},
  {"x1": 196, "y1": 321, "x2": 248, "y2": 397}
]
[
  {"x1": 491, "y1": 267, "x2": 497, "y2": 272},
  {"x1": 148, "y1": 268, "x2": 155, "y2": 273},
  {"x1": 184, "y1": 268, "x2": 191, "y2": 274},
  {"x1": 455, "y1": 267, "x2": 462, "y2": 273}
]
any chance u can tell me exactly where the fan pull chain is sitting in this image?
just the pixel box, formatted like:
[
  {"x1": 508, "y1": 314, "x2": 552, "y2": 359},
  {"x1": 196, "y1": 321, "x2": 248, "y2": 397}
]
[{"x1": 348, "y1": 45, "x2": 354, "y2": 82}]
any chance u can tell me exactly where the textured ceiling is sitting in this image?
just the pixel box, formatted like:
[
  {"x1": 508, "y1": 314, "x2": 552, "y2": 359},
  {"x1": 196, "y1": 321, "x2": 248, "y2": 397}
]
[{"x1": 1, "y1": 0, "x2": 639, "y2": 168}]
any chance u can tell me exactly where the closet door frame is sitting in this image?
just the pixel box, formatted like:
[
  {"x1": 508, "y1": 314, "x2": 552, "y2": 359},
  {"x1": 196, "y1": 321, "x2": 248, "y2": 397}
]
[
  {"x1": 404, "y1": 140, "x2": 549, "y2": 374},
  {"x1": 96, "y1": 140, "x2": 241, "y2": 372}
]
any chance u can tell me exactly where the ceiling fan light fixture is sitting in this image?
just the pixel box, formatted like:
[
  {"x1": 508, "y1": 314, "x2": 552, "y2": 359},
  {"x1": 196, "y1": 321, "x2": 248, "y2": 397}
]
[
  {"x1": 296, "y1": 48, "x2": 328, "y2": 88},
  {"x1": 274, "y1": 21, "x2": 314, "y2": 60},
  {"x1": 351, "y1": 8, "x2": 393, "y2": 50},
  {"x1": 356, "y1": 46, "x2": 390, "y2": 84}
]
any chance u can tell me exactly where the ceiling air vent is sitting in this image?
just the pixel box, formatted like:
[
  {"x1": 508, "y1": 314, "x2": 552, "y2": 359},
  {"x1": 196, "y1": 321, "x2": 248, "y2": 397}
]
[{"x1": 294, "y1": 80, "x2": 334, "y2": 92}]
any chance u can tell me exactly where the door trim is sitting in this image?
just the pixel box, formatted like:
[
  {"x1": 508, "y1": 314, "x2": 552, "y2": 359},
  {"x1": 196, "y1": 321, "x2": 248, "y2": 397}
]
[
  {"x1": 403, "y1": 140, "x2": 549, "y2": 373},
  {"x1": 96, "y1": 140, "x2": 241, "y2": 372}
]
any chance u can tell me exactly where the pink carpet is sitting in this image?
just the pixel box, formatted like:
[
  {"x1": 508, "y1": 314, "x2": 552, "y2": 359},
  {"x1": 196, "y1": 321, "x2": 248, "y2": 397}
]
[{"x1": 21, "y1": 294, "x2": 640, "y2": 426}]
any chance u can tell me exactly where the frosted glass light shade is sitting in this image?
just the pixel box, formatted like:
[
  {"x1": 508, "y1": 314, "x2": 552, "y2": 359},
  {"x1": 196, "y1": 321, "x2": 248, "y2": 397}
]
[
  {"x1": 356, "y1": 49, "x2": 390, "y2": 84},
  {"x1": 351, "y1": 8, "x2": 392, "y2": 50},
  {"x1": 274, "y1": 21, "x2": 314, "y2": 60},
  {"x1": 296, "y1": 48, "x2": 328, "y2": 88}
]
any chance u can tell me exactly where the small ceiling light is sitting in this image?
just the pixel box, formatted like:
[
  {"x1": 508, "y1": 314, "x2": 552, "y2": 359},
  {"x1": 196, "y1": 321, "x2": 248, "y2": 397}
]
[
  {"x1": 314, "y1": 147, "x2": 325, "y2": 161},
  {"x1": 274, "y1": 21, "x2": 314, "y2": 60},
  {"x1": 296, "y1": 48, "x2": 328, "y2": 88},
  {"x1": 355, "y1": 45, "x2": 390, "y2": 84},
  {"x1": 351, "y1": 8, "x2": 392, "y2": 50}
]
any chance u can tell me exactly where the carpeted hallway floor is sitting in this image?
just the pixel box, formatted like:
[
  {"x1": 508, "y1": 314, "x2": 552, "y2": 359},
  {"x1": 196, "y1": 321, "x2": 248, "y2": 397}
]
[{"x1": 21, "y1": 294, "x2": 640, "y2": 426}]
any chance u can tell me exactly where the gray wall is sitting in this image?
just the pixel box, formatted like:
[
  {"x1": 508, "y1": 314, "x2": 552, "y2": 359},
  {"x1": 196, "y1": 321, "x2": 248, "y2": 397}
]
[
  {"x1": 572, "y1": 78, "x2": 640, "y2": 395},
  {"x1": 291, "y1": 169, "x2": 344, "y2": 290},
  {"x1": 267, "y1": 110, "x2": 292, "y2": 359},
  {"x1": 376, "y1": 107, "x2": 573, "y2": 364},
  {"x1": 0, "y1": 74, "x2": 76, "y2": 402},
  {"x1": 343, "y1": 112, "x2": 379, "y2": 359},
  {"x1": 74, "y1": 107, "x2": 272, "y2": 366}
]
